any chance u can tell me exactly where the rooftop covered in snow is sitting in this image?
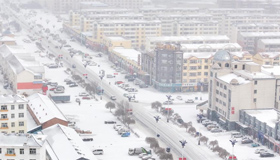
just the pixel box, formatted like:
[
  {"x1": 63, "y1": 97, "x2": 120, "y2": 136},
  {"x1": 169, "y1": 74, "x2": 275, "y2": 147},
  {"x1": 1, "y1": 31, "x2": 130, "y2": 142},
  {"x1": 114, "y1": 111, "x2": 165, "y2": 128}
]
[
  {"x1": 0, "y1": 133, "x2": 46, "y2": 147},
  {"x1": 0, "y1": 94, "x2": 27, "y2": 104},
  {"x1": 244, "y1": 109, "x2": 278, "y2": 128}
]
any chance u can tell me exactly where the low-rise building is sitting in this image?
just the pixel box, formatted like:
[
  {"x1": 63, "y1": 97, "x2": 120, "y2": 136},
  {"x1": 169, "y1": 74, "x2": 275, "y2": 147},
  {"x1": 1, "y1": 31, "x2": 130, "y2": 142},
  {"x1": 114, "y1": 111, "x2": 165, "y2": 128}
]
[
  {"x1": 253, "y1": 52, "x2": 280, "y2": 66},
  {"x1": 0, "y1": 94, "x2": 28, "y2": 134},
  {"x1": 257, "y1": 39, "x2": 280, "y2": 52},
  {"x1": 208, "y1": 50, "x2": 276, "y2": 130},
  {"x1": 0, "y1": 133, "x2": 47, "y2": 159},
  {"x1": 27, "y1": 93, "x2": 68, "y2": 132},
  {"x1": 103, "y1": 36, "x2": 132, "y2": 52},
  {"x1": 181, "y1": 43, "x2": 242, "y2": 53},
  {"x1": 0, "y1": 36, "x2": 16, "y2": 45}
]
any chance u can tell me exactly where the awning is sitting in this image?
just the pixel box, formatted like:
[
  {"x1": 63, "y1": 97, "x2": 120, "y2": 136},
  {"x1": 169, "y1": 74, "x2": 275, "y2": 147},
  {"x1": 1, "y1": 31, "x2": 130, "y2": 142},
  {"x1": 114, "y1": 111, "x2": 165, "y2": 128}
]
[{"x1": 235, "y1": 121, "x2": 249, "y2": 129}]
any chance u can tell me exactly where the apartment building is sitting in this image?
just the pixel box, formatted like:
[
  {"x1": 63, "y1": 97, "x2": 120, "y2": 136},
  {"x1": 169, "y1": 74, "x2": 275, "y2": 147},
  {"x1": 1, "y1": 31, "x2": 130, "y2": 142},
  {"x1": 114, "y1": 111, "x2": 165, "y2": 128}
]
[
  {"x1": 80, "y1": 13, "x2": 144, "y2": 32},
  {"x1": 138, "y1": 8, "x2": 200, "y2": 17},
  {"x1": 69, "y1": 8, "x2": 133, "y2": 26},
  {"x1": 93, "y1": 20, "x2": 161, "y2": 49},
  {"x1": 102, "y1": 0, "x2": 143, "y2": 9},
  {"x1": 0, "y1": 94, "x2": 28, "y2": 134},
  {"x1": 0, "y1": 45, "x2": 45, "y2": 95},
  {"x1": 145, "y1": 35, "x2": 230, "y2": 52},
  {"x1": 182, "y1": 51, "x2": 252, "y2": 92},
  {"x1": 217, "y1": 0, "x2": 268, "y2": 8},
  {"x1": 103, "y1": 36, "x2": 132, "y2": 52},
  {"x1": 237, "y1": 32, "x2": 280, "y2": 54},
  {"x1": 253, "y1": 52, "x2": 280, "y2": 66},
  {"x1": 231, "y1": 23, "x2": 280, "y2": 42},
  {"x1": 174, "y1": 20, "x2": 219, "y2": 36},
  {"x1": 257, "y1": 39, "x2": 280, "y2": 52},
  {"x1": 0, "y1": 133, "x2": 46, "y2": 160},
  {"x1": 155, "y1": 14, "x2": 213, "y2": 36},
  {"x1": 142, "y1": 44, "x2": 183, "y2": 92},
  {"x1": 181, "y1": 43, "x2": 242, "y2": 53},
  {"x1": 208, "y1": 50, "x2": 276, "y2": 130},
  {"x1": 220, "y1": 14, "x2": 280, "y2": 39}
]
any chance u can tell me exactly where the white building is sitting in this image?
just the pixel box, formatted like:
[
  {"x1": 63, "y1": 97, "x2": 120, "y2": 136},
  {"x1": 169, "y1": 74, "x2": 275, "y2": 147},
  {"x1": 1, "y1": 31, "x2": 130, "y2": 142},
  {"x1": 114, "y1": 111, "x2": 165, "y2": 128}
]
[
  {"x1": 181, "y1": 43, "x2": 242, "y2": 53},
  {"x1": 174, "y1": 20, "x2": 219, "y2": 36},
  {"x1": 0, "y1": 94, "x2": 28, "y2": 134},
  {"x1": 0, "y1": 133, "x2": 47, "y2": 160},
  {"x1": 145, "y1": 35, "x2": 230, "y2": 52},
  {"x1": 257, "y1": 39, "x2": 280, "y2": 52},
  {"x1": 0, "y1": 45, "x2": 45, "y2": 95},
  {"x1": 208, "y1": 50, "x2": 276, "y2": 130},
  {"x1": 42, "y1": 124, "x2": 97, "y2": 160}
]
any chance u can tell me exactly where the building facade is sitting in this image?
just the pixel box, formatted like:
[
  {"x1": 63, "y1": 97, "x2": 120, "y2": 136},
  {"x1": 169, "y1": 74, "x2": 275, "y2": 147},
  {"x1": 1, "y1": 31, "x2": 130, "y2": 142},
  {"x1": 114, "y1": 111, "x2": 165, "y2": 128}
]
[
  {"x1": 208, "y1": 50, "x2": 276, "y2": 130},
  {"x1": 0, "y1": 133, "x2": 46, "y2": 160},
  {"x1": 0, "y1": 95, "x2": 28, "y2": 134}
]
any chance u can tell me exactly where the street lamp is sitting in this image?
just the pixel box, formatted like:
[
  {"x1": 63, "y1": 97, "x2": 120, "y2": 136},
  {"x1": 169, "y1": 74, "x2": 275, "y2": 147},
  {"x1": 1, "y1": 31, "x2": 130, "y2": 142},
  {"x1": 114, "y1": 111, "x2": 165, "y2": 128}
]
[
  {"x1": 153, "y1": 116, "x2": 161, "y2": 137},
  {"x1": 179, "y1": 140, "x2": 187, "y2": 160},
  {"x1": 229, "y1": 139, "x2": 237, "y2": 160},
  {"x1": 99, "y1": 73, "x2": 104, "y2": 100},
  {"x1": 166, "y1": 95, "x2": 172, "y2": 122}
]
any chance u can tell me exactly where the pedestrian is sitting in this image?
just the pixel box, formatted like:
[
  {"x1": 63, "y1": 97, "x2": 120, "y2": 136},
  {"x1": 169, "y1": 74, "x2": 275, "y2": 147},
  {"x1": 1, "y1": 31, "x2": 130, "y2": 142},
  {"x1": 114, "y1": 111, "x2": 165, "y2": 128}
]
[
  {"x1": 79, "y1": 101, "x2": 81, "y2": 106},
  {"x1": 109, "y1": 82, "x2": 111, "y2": 85}
]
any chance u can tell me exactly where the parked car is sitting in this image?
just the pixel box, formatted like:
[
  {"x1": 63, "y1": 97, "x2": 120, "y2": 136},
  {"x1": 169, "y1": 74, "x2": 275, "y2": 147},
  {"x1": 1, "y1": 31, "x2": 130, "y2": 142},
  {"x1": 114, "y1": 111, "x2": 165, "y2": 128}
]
[
  {"x1": 110, "y1": 96, "x2": 116, "y2": 100},
  {"x1": 69, "y1": 83, "x2": 78, "y2": 87},
  {"x1": 231, "y1": 132, "x2": 243, "y2": 138},
  {"x1": 260, "y1": 152, "x2": 274, "y2": 157},
  {"x1": 255, "y1": 149, "x2": 268, "y2": 154},
  {"x1": 79, "y1": 92, "x2": 89, "y2": 96},
  {"x1": 251, "y1": 143, "x2": 260, "y2": 147},
  {"x1": 50, "y1": 82, "x2": 58, "y2": 87},
  {"x1": 104, "y1": 121, "x2": 116, "y2": 124},
  {"x1": 176, "y1": 96, "x2": 182, "y2": 100},
  {"x1": 106, "y1": 74, "x2": 114, "y2": 78},
  {"x1": 48, "y1": 64, "x2": 58, "y2": 68},
  {"x1": 207, "y1": 125, "x2": 218, "y2": 131},
  {"x1": 49, "y1": 87, "x2": 56, "y2": 91},
  {"x1": 127, "y1": 77, "x2": 135, "y2": 81},
  {"x1": 64, "y1": 44, "x2": 71, "y2": 47},
  {"x1": 115, "y1": 81, "x2": 124, "y2": 85},
  {"x1": 64, "y1": 79, "x2": 71, "y2": 82},
  {"x1": 66, "y1": 81, "x2": 74, "y2": 85},
  {"x1": 241, "y1": 139, "x2": 253, "y2": 144},
  {"x1": 210, "y1": 128, "x2": 223, "y2": 133},
  {"x1": 123, "y1": 93, "x2": 129, "y2": 97},
  {"x1": 82, "y1": 138, "x2": 93, "y2": 141},
  {"x1": 92, "y1": 149, "x2": 103, "y2": 155},
  {"x1": 82, "y1": 96, "x2": 91, "y2": 100},
  {"x1": 185, "y1": 99, "x2": 194, "y2": 103},
  {"x1": 202, "y1": 120, "x2": 211, "y2": 125}
]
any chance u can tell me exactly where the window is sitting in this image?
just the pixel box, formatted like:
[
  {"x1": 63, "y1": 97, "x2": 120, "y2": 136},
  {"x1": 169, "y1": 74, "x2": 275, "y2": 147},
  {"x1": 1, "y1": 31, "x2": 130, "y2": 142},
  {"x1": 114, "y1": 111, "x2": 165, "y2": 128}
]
[
  {"x1": 19, "y1": 130, "x2": 24, "y2": 133},
  {"x1": 6, "y1": 148, "x2": 15, "y2": 155},
  {"x1": 254, "y1": 81, "x2": 257, "y2": 85},
  {"x1": 11, "y1": 122, "x2": 15, "y2": 127},
  {"x1": 204, "y1": 66, "x2": 208, "y2": 69},
  {"x1": 19, "y1": 122, "x2": 24, "y2": 126},
  {"x1": 204, "y1": 72, "x2": 208, "y2": 76},
  {"x1": 18, "y1": 104, "x2": 24, "y2": 109},
  {"x1": 234, "y1": 65, "x2": 237, "y2": 69},
  {"x1": 216, "y1": 82, "x2": 219, "y2": 86},
  {"x1": 1, "y1": 114, "x2": 7, "y2": 119},
  {"x1": 19, "y1": 113, "x2": 24, "y2": 118},
  {"x1": 198, "y1": 72, "x2": 201, "y2": 75},
  {"x1": 189, "y1": 73, "x2": 196, "y2": 76},
  {"x1": 1, "y1": 123, "x2": 8, "y2": 128},
  {"x1": 0, "y1": 148, "x2": 1, "y2": 154},
  {"x1": 254, "y1": 98, "x2": 257, "y2": 102},
  {"x1": 0, "y1": 105, "x2": 7, "y2": 110},
  {"x1": 30, "y1": 148, "x2": 36, "y2": 155},
  {"x1": 11, "y1": 105, "x2": 14, "y2": 110},
  {"x1": 183, "y1": 73, "x2": 187, "y2": 76},
  {"x1": 20, "y1": 148, "x2": 24, "y2": 154},
  {"x1": 205, "y1": 59, "x2": 208, "y2": 63},
  {"x1": 11, "y1": 114, "x2": 15, "y2": 118},
  {"x1": 254, "y1": 90, "x2": 257, "y2": 94},
  {"x1": 198, "y1": 66, "x2": 202, "y2": 69}
]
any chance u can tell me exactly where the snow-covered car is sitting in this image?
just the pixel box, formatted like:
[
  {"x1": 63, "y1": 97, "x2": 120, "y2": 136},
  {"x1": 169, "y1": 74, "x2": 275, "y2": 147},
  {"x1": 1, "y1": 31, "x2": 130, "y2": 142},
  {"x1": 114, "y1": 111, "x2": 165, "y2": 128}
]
[
  {"x1": 210, "y1": 128, "x2": 223, "y2": 133},
  {"x1": 79, "y1": 92, "x2": 89, "y2": 96},
  {"x1": 185, "y1": 99, "x2": 194, "y2": 103},
  {"x1": 163, "y1": 101, "x2": 173, "y2": 105},
  {"x1": 48, "y1": 64, "x2": 58, "y2": 68},
  {"x1": 69, "y1": 83, "x2": 78, "y2": 87},
  {"x1": 176, "y1": 96, "x2": 182, "y2": 100},
  {"x1": 255, "y1": 149, "x2": 268, "y2": 154},
  {"x1": 82, "y1": 96, "x2": 91, "y2": 100}
]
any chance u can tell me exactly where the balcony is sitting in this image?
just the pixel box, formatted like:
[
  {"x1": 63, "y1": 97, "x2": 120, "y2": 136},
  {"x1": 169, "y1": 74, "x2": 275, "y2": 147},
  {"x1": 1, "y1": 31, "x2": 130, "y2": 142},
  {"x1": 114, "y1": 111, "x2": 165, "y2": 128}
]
[
  {"x1": 0, "y1": 110, "x2": 8, "y2": 112},
  {"x1": 5, "y1": 153, "x2": 16, "y2": 156},
  {"x1": 0, "y1": 118, "x2": 8, "y2": 121},
  {"x1": 0, "y1": 126, "x2": 8, "y2": 129}
]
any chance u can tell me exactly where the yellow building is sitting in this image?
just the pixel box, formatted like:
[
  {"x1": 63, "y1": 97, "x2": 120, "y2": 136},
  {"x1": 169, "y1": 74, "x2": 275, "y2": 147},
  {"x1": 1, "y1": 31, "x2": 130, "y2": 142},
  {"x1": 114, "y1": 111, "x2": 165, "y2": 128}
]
[
  {"x1": 253, "y1": 52, "x2": 280, "y2": 66},
  {"x1": 182, "y1": 51, "x2": 252, "y2": 92},
  {"x1": 94, "y1": 20, "x2": 162, "y2": 49},
  {"x1": 103, "y1": 36, "x2": 132, "y2": 52}
]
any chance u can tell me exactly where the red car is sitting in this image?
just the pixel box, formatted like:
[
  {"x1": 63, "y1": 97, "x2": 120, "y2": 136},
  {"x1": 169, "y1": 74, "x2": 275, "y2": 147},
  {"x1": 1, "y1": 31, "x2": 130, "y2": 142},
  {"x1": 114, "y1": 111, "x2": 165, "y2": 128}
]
[
  {"x1": 49, "y1": 88, "x2": 56, "y2": 91},
  {"x1": 82, "y1": 96, "x2": 91, "y2": 100},
  {"x1": 115, "y1": 81, "x2": 123, "y2": 85}
]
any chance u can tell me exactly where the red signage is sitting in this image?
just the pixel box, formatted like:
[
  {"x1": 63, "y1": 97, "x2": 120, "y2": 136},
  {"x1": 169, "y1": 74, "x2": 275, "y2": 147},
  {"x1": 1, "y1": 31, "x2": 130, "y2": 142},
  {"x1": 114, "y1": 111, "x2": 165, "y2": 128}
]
[
  {"x1": 114, "y1": 73, "x2": 118, "y2": 75},
  {"x1": 165, "y1": 108, "x2": 172, "y2": 111},
  {"x1": 83, "y1": 74, "x2": 88, "y2": 76},
  {"x1": 179, "y1": 158, "x2": 186, "y2": 160},
  {"x1": 232, "y1": 107, "x2": 235, "y2": 110},
  {"x1": 231, "y1": 111, "x2": 235, "y2": 114}
]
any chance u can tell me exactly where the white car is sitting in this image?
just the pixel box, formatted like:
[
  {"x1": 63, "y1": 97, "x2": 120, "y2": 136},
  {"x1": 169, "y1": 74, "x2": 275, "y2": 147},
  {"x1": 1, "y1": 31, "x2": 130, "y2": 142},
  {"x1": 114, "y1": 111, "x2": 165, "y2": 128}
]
[
  {"x1": 176, "y1": 96, "x2": 182, "y2": 100},
  {"x1": 79, "y1": 92, "x2": 89, "y2": 96},
  {"x1": 163, "y1": 101, "x2": 173, "y2": 105},
  {"x1": 185, "y1": 99, "x2": 194, "y2": 103},
  {"x1": 255, "y1": 149, "x2": 268, "y2": 154}
]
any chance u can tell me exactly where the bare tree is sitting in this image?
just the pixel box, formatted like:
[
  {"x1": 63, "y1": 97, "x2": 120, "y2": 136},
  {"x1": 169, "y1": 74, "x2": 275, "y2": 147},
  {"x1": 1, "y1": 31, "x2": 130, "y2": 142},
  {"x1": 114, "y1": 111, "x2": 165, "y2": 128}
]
[
  {"x1": 212, "y1": 146, "x2": 221, "y2": 153},
  {"x1": 209, "y1": 140, "x2": 219, "y2": 149},
  {"x1": 145, "y1": 137, "x2": 156, "y2": 144},
  {"x1": 114, "y1": 108, "x2": 125, "y2": 117},
  {"x1": 123, "y1": 117, "x2": 136, "y2": 127},
  {"x1": 154, "y1": 147, "x2": 165, "y2": 155},
  {"x1": 159, "y1": 153, "x2": 173, "y2": 160},
  {"x1": 151, "y1": 101, "x2": 162, "y2": 111},
  {"x1": 188, "y1": 126, "x2": 196, "y2": 135},
  {"x1": 199, "y1": 136, "x2": 209, "y2": 144},
  {"x1": 105, "y1": 101, "x2": 116, "y2": 112}
]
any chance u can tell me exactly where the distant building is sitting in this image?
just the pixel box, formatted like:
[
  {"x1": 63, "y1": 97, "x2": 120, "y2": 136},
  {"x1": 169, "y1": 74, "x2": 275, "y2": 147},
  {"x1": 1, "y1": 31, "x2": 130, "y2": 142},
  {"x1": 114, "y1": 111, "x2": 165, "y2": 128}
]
[
  {"x1": 0, "y1": 94, "x2": 28, "y2": 134},
  {"x1": 181, "y1": 43, "x2": 242, "y2": 53},
  {"x1": 27, "y1": 93, "x2": 68, "y2": 132},
  {"x1": 0, "y1": 133, "x2": 47, "y2": 159},
  {"x1": 257, "y1": 39, "x2": 280, "y2": 52},
  {"x1": 142, "y1": 44, "x2": 183, "y2": 92},
  {"x1": 103, "y1": 36, "x2": 132, "y2": 52},
  {"x1": 0, "y1": 45, "x2": 45, "y2": 95},
  {"x1": 0, "y1": 36, "x2": 16, "y2": 45},
  {"x1": 208, "y1": 50, "x2": 276, "y2": 130},
  {"x1": 254, "y1": 52, "x2": 280, "y2": 66}
]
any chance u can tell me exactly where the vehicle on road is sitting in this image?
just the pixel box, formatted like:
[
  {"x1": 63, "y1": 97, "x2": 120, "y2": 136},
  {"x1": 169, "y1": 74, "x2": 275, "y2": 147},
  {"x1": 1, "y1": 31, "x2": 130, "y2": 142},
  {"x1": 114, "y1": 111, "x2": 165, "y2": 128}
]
[
  {"x1": 106, "y1": 74, "x2": 114, "y2": 78},
  {"x1": 260, "y1": 152, "x2": 274, "y2": 157},
  {"x1": 185, "y1": 99, "x2": 194, "y2": 103},
  {"x1": 92, "y1": 149, "x2": 103, "y2": 155},
  {"x1": 69, "y1": 83, "x2": 78, "y2": 87},
  {"x1": 104, "y1": 121, "x2": 116, "y2": 124},
  {"x1": 48, "y1": 64, "x2": 58, "y2": 68},
  {"x1": 163, "y1": 101, "x2": 173, "y2": 105},
  {"x1": 176, "y1": 96, "x2": 182, "y2": 100},
  {"x1": 110, "y1": 96, "x2": 116, "y2": 100},
  {"x1": 241, "y1": 139, "x2": 253, "y2": 144}
]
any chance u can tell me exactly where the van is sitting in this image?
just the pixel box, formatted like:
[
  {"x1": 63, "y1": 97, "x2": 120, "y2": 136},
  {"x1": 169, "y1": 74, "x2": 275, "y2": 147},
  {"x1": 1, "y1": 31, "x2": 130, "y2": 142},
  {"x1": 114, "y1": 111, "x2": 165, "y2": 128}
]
[
  {"x1": 231, "y1": 132, "x2": 242, "y2": 138},
  {"x1": 92, "y1": 149, "x2": 103, "y2": 155}
]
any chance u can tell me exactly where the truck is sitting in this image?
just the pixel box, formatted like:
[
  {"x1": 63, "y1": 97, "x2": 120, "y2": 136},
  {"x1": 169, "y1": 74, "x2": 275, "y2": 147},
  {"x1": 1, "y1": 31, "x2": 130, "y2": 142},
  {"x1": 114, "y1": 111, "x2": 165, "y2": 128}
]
[
  {"x1": 49, "y1": 93, "x2": 70, "y2": 103},
  {"x1": 128, "y1": 147, "x2": 151, "y2": 156}
]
